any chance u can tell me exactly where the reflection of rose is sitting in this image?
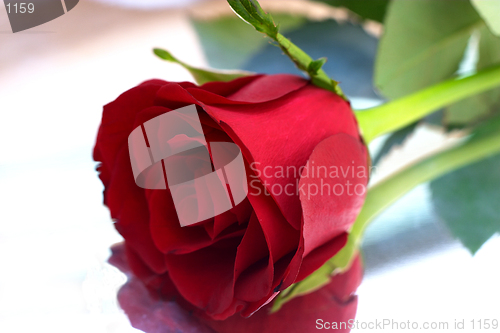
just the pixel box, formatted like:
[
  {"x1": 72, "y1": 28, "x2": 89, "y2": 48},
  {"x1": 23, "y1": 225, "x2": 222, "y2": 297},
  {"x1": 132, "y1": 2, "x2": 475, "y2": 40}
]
[
  {"x1": 110, "y1": 243, "x2": 363, "y2": 333},
  {"x1": 94, "y1": 74, "x2": 368, "y2": 321}
]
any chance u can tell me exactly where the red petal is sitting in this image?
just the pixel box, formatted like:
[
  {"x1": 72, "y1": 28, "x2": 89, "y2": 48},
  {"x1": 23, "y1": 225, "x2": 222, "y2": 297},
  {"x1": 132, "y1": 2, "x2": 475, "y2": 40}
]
[
  {"x1": 201, "y1": 84, "x2": 359, "y2": 230},
  {"x1": 299, "y1": 134, "x2": 368, "y2": 258},
  {"x1": 227, "y1": 74, "x2": 308, "y2": 103},
  {"x1": 164, "y1": 238, "x2": 239, "y2": 317},
  {"x1": 107, "y1": 150, "x2": 167, "y2": 274},
  {"x1": 148, "y1": 190, "x2": 214, "y2": 254},
  {"x1": 154, "y1": 82, "x2": 199, "y2": 110},
  {"x1": 246, "y1": 179, "x2": 300, "y2": 262},
  {"x1": 205, "y1": 256, "x2": 362, "y2": 333},
  {"x1": 295, "y1": 232, "x2": 348, "y2": 282},
  {"x1": 94, "y1": 80, "x2": 165, "y2": 178},
  {"x1": 234, "y1": 213, "x2": 273, "y2": 303},
  {"x1": 200, "y1": 75, "x2": 263, "y2": 97}
]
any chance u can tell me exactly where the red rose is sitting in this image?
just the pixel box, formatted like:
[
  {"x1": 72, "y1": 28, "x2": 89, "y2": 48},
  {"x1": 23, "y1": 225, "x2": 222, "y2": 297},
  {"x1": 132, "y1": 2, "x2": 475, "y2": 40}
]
[
  {"x1": 109, "y1": 243, "x2": 363, "y2": 333},
  {"x1": 94, "y1": 74, "x2": 368, "y2": 321}
]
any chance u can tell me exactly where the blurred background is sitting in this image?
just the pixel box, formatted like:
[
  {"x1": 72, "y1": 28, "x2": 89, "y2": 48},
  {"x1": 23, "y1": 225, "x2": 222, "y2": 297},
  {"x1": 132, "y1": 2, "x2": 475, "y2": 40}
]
[{"x1": 0, "y1": 1, "x2": 499, "y2": 332}]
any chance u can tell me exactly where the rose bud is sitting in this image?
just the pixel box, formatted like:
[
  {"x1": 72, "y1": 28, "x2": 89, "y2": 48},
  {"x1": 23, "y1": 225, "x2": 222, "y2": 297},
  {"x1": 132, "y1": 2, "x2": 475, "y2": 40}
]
[{"x1": 94, "y1": 74, "x2": 368, "y2": 321}]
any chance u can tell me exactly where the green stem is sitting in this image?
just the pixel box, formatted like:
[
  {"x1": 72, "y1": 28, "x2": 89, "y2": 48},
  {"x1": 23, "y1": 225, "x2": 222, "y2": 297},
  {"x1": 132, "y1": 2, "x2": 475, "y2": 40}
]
[
  {"x1": 356, "y1": 63, "x2": 500, "y2": 143},
  {"x1": 276, "y1": 34, "x2": 346, "y2": 98},
  {"x1": 332, "y1": 125, "x2": 500, "y2": 270},
  {"x1": 227, "y1": 0, "x2": 346, "y2": 99}
]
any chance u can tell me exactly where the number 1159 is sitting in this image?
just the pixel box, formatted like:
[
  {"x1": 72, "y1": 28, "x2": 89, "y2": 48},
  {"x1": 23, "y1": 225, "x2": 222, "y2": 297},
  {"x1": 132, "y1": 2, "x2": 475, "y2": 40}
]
[{"x1": 6, "y1": 3, "x2": 35, "y2": 14}]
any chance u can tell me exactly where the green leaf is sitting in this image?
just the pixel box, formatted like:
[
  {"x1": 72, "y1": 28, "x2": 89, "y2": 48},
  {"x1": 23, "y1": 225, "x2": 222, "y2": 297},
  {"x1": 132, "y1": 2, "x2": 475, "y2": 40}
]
[
  {"x1": 375, "y1": 0, "x2": 483, "y2": 99},
  {"x1": 445, "y1": 26, "x2": 500, "y2": 126},
  {"x1": 227, "y1": 0, "x2": 278, "y2": 38},
  {"x1": 307, "y1": 57, "x2": 327, "y2": 75},
  {"x1": 469, "y1": 114, "x2": 500, "y2": 142},
  {"x1": 315, "y1": 0, "x2": 389, "y2": 23},
  {"x1": 471, "y1": 0, "x2": 500, "y2": 36},
  {"x1": 430, "y1": 153, "x2": 500, "y2": 254},
  {"x1": 192, "y1": 15, "x2": 306, "y2": 70},
  {"x1": 153, "y1": 48, "x2": 251, "y2": 85}
]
